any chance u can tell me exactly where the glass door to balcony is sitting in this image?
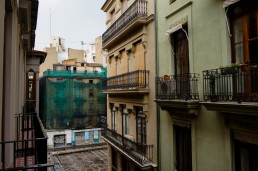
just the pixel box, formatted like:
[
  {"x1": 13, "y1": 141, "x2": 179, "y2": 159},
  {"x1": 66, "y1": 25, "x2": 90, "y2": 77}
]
[
  {"x1": 231, "y1": 2, "x2": 258, "y2": 99},
  {"x1": 171, "y1": 26, "x2": 190, "y2": 98},
  {"x1": 234, "y1": 140, "x2": 258, "y2": 171}
]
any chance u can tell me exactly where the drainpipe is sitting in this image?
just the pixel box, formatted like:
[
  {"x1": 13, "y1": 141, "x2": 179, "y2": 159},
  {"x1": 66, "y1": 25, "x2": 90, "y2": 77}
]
[{"x1": 154, "y1": 0, "x2": 161, "y2": 171}]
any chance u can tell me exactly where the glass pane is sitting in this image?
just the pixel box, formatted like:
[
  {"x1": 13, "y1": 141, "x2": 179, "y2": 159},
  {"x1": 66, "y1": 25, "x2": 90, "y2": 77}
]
[
  {"x1": 234, "y1": 17, "x2": 243, "y2": 43},
  {"x1": 247, "y1": 11, "x2": 258, "y2": 39},
  {"x1": 235, "y1": 43, "x2": 244, "y2": 63},
  {"x1": 249, "y1": 39, "x2": 258, "y2": 65}
]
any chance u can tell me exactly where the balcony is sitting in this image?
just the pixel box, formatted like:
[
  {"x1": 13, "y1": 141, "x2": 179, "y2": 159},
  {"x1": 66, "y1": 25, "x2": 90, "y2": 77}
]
[
  {"x1": 0, "y1": 102, "x2": 61, "y2": 171},
  {"x1": 102, "y1": 128, "x2": 154, "y2": 167},
  {"x1": 202, "y1": 66, "x2": 258, "y2": 115},
  {"x1": 155, "y1": 73, "x2": 200, "y2": 117},
  {"x1": 102, "y1": 0, "x2": 148, "y2": 48},
  {"x1": 102, "y1": 70, "x2": 149, "y2": 94}
]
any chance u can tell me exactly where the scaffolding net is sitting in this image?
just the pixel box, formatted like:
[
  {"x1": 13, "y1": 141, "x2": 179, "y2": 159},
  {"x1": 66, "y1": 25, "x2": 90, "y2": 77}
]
[{"x1": 39, "y1": 68, "x2": 107, "y2": 130}]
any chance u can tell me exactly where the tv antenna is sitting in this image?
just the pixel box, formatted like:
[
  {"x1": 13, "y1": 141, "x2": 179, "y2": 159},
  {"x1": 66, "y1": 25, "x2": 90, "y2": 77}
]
[{"x1": 49, "y1": 8, "x2": 53, "y2": 37}]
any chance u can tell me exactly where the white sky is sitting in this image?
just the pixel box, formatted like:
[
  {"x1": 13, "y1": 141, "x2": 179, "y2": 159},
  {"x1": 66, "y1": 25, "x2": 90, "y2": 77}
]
[{"x1": 35, "y1": 0, "x2": 106, "y2": 50}]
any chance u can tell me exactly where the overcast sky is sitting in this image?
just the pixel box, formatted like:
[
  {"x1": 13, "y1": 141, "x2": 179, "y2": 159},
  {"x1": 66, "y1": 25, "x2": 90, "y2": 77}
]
[{"x1": 35, "y1": 0, "x2": 106, "y2": 50}]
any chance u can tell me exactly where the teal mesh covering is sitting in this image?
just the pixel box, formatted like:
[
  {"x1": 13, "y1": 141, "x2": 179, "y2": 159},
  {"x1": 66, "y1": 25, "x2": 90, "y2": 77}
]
[{"x1": 39, "y1": 68, "x2": 107, "y2": 130}]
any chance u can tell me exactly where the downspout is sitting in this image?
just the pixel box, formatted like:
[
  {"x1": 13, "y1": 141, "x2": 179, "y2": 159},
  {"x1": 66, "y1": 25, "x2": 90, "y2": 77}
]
[{"x1": 154, "y1": 0, "x2": 161, "y2": 171}]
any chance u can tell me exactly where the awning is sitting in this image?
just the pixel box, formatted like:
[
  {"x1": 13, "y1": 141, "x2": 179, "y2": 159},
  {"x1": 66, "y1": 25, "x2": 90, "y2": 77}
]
[
  {"x1": 223, "y1": 0, "x2": 240, "y2": 8},
  {"x1": 166, "y1": 24, "x2": 182, "y2": 36}
]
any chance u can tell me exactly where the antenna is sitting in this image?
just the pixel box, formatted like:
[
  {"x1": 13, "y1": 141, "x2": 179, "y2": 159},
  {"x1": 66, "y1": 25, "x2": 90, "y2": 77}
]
[
  {"x1": 81, "y1": 41, "x2": 85, "y2": 50},
  {"x1": 49, "y1": 8, "x2": 53, "y2": 37}
]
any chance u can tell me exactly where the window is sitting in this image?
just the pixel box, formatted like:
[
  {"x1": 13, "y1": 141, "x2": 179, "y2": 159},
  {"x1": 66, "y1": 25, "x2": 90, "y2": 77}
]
[
  {"x1": 171, "y1": 25, "x2": 189, "y2": 75},
  {"x1": 89, "y1": 89, "x2": 93, "y2": 97},
  {"x1": 111, "y1": 106, "x2": 117, "y2": 131},
  {"x1": 89, "y1": 79, "x2": 93, "y2": 84},
  {"x1": 111, "y1": 148, "x2": 118, "y2": 171},
  {"x1": 234, "y1": 140, "x2": 258, "y2": 171},
  {"x1": 174, "y1": 125, "x2": 192, "y2": 171},
  {"x1": 121, "y1": 106, "x2": 129, "y2": 135},
  {"x1": 171, "y1": 26, "x2": 190, "y2": 97},
  {"x1": 110, "y1": 10, "x2": 116, "y2": 24},
  {"x1": 136, "y1": 108, "x2": 146, "y2": 145},
  {"x1": 230, "y1": 1, "x2": 258, "y2": 65},
  {"x1": 230, "y1": 1, "x2": 258, "y2": 93}
]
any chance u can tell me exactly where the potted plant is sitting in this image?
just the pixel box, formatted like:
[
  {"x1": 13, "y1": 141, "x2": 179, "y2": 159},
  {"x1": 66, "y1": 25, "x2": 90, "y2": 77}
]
[
  {"x1": 209, "y1": 74, "x2": 218, "y2": 102},
  {"x1": 220, "y1": 63, "x2": 240, "y2": 75}
]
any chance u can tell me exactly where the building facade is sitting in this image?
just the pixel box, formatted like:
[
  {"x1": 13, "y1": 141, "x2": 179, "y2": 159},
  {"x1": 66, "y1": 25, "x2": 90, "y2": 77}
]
[
  {"x1": 101, "y1": 0, "x2": 157, "y2": 170},
  {"x1": 155, "y1": 0, "x2": 258, "y2": 171},
  {"x1": 39, "y1": 46, "x2": 59, "y2": 77},
  {"x1": 0, "y1": 0, "x2": 57, "y2": 170}
]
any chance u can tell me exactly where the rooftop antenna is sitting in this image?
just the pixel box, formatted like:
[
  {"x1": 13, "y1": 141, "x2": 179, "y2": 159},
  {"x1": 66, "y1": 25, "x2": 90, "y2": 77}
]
[
  {"x1": 49, "y1": 8, "x2": 53, "y2": 37},
  {"x1": 81, "y1": 41, "x2": 85, "y2": 50}
]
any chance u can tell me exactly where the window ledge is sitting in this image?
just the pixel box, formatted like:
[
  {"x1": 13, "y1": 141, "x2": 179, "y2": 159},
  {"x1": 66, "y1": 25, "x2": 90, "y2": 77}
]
[{"x1": 201, "y1": 101, "x2": 258, "y2": 115}]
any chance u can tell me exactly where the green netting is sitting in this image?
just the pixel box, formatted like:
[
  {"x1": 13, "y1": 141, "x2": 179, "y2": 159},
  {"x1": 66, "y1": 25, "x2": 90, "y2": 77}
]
[{"x1": 39, "y1": 68, "x2": 107, "y2": 130}]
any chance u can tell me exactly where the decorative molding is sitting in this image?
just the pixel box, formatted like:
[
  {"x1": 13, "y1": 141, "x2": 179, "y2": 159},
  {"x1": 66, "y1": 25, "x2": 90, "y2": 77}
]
[
  {"x1": 222, "y1": 113, "x2": 258, "y2": 134},
  {"x1": 108, "y1": 57, "x2": 112, "y2": 65},
  {"x1": 155, "y1": 99, "x2": 200, "y2": 120},
  {"x1": 126, "y1": 50, "x2": 130, "y2": 60},
  {"x1": 169, "y1": 16, "x2": 188, "y2": 30},
  {"x1": 201, "y1": 102, "x2": 258, "y2": 115},
  {"x1": 142, "y1": 42, "x2": 147, "y2": 54},
  {"x1": 117, "y1": 53, "x2": 122, "y2": 60}
]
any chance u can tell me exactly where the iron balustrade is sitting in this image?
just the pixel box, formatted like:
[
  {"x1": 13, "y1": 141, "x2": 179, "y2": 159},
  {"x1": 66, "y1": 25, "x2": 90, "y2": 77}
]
[
  {"x1": 0, "y1": 101, "x2": 56, "y2": 171},
  {"x1": 203, "y1": 66, "x2": 258, "y2": 102},
  {"x1": 156, "y1": 73, "x2": 199, "y2": 100},
  {"x1": 103, "y1": 70, "x2": 149, "y2": 91},
  {"x1": 102, "y1": 128, "x2": 153, "y2": 165},
  {"x1": 102, "y1": 0, "x2": 147, "y2": 46}
]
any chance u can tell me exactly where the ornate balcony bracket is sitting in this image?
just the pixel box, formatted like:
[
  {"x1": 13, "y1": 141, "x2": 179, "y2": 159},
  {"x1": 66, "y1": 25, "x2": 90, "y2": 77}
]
[
  {"x1": 201, "y1": 102, "x2": 258, "y2": 116},
  {"x1": 155, "y1": 99, "x2": 200, "y2": 120}
]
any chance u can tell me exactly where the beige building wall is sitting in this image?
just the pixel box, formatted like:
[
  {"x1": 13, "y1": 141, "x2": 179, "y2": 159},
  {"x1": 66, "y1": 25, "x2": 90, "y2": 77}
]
[
  {"x1": 39, "y1": 47, "x2": 58, "y2": 77},
  {"x1": 62, "y1": 58, "x2": 77, "y2": 65},
  {"x1": 0, "y1": 0, "x2": 43, "y2": 165},
  {"x1": 156, "y1": 1, "x2": 258, "y2": 171},
  {"x1": 102, "y1": 0, "x2": 157, "y2": 170},
  {"x1": 68, "y1": 48, "x2": 85, "y2": 62},
  {"x1": 95, "y1": 36, "x2": 103, "y2": 65}
]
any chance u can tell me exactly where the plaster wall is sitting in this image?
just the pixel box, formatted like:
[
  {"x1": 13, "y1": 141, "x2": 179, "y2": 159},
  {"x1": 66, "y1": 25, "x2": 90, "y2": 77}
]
[
  {"x1": 103, "y1": 0, "x2": 157, "y2": 166},
  {"x1": 68, "y1": 48, "x2": 85, "y2": 62},
  {"x1": 39, "y1": 47, "x2": 58, "y2": 77},
  {"x1": 156, "y1": 0, "x2": 233, "y2": 171}
]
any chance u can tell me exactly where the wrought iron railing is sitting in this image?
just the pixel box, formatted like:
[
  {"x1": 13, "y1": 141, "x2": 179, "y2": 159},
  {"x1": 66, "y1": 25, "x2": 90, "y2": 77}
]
[
  {"x1": 203, "y1": 66, "x2": 258, "y2": 102},
  {"x1": 102, "y1": 0, "x2": 147, "y2": 46},
  {"x1": 102, "y1": 128, "x2": 153, "y2": 165},
  {"x1": 0, "y1": 102, "x2": 61, "y2": 171},
  {"x1": 156, "y1": 73, "x2": 199, "y2": 100},
  {"x1": 102, "y1": 70, "x2": 149, "y2": 91}
]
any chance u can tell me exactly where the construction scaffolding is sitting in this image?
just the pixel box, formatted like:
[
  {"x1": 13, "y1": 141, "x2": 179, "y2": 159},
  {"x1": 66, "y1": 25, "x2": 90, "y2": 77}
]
[{"x1": 39, "y1": 68, "x2": 107, "y2": 130}]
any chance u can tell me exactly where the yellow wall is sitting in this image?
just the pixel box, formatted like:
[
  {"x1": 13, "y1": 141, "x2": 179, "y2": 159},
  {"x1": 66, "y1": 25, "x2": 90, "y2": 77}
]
[
  {"x1": 68, "y1": 48, "x2": 85, "y2": 62},
  {"x1": 39, "y1": 47, "x2": 58, "y2": 77}
]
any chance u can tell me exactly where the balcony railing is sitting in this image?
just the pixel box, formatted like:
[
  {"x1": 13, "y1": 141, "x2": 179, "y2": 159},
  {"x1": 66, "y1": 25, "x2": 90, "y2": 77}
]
[
  {"x1": 102, "y1": 70, "x2": 149, "y2": 91},
  {"x1": 102, "y1": 128, "x2": 153, "y2": 166},
  {"x1": 203, "y1": 66, "x2": 258, "y2": 102},
  {"x1": 156, "y1": 73, "x2": 200, "y2": 100},
  {"x1": 0, "y1": 102, "x2": 61, "y2": 171},
  {"x1": 102, "y1": 0, "x2": 147, "y2": 46}
]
